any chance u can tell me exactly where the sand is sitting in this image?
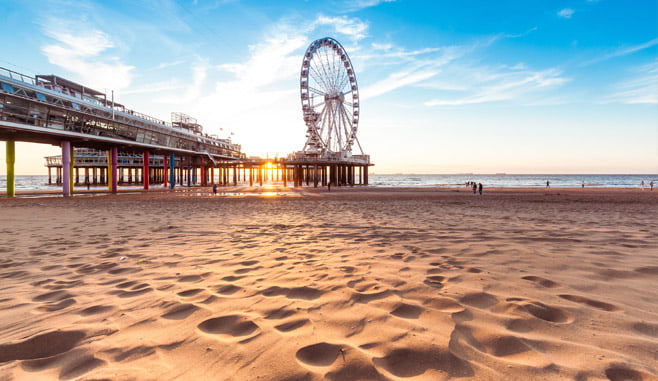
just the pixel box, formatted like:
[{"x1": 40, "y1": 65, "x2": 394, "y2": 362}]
[{"x1": 0, "y1": 187, "x2": 656, "y2": 380}]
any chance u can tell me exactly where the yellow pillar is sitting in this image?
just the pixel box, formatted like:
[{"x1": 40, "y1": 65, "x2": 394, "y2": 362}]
[{"x1": 6, "y1": 140, "x2": 15, "y2": 197}]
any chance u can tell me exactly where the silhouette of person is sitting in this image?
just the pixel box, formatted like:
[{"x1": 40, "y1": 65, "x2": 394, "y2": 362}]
[
  {"x1": 546, "y1": 180, "x2": 550, "y2": 188},
  {"x1": 478, "y1": 183, "x2": 483, "y2": 195},
  {"x1": 472, "y1": 183, "x2": 477, "y2": 194}
]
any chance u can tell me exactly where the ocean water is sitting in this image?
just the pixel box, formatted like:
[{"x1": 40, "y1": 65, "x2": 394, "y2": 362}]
[
  {"x1": 1, "y1": 174, "x2": 657, "y2": 192},
  {"x1": 368, "y1": 174, "x2": 658, "y2": 188}
]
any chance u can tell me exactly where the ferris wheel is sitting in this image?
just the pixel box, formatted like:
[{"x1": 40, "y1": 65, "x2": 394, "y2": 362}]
[{"x1": 300, "y1": 37, "x2": 363, "y2": 156}]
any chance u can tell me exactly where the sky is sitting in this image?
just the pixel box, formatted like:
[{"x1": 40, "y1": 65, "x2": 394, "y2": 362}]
[{"x1": 0, "y1": 0, "x2": 656, "y2": 175}]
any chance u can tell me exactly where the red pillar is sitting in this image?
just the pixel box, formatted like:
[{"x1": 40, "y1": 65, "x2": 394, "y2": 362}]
[
  {"x1": 163, "y1": 154, "x2": 168, "y2": 188},
  {"x1": 143, "y1": 151, "x2": 150, "y2": 190}
]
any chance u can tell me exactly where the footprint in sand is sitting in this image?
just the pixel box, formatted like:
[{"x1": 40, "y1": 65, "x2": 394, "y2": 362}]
[
  {"x1": 78, "y1": 305, "x2": 114, "y2": 316},
  {"x1": 631, "y1": 322, "x2": 658, "y2": 338},
  {"x1": 518, "y1": 301, "x2": 573, "y2": 324},
  {"x1": 423, "y1": 275, "x2": 445, "y2": 289},
  {"x1": 177, "y1": 288, "x2": 205, "y2": 297},
  {"x1": 605, "y1": 364, "x2": 653, "y2": 381},
  {"x1": 459, "y1": 292, "x2": 499, "y2": 309},
  {"x1": 108, "y1": 283, "x2": 153, "y2": 298},
  {"x1": 264, "y1": 307, "x2": 297, "y2": 320},
  {"x1": 177, "y1": 274, "x2": 203, "y2": 283},
  {"x1": 390, "y1": 303, "x2": 423, "y2": 319},
  {"x1": 558, "y1": 294, "x2": 622, "y2": 312},
  {"x1": 275, "y1": 319, "x2": 310, "y2": 333},
  {"x1": 161, "y1": 303, "x2": 200, "y2": 320},
  {"x1": 0, "y1": 330, "x2": 86, "y2": 362},
  {"x1": 521, "y1": 275, "x2": 562, "y2": 288},
  {"x1": 261, "y1": 286, "x2": 324, "y2": 300},
  {"x1": 215, "y1": 284, "x2": 243, "y2": 296},
  {"x1": 295, "y1": 343, "x2": 343, "y2": 367},
  {"x1": 198, "y1": 315, "x2": 259, "y2": 339},
  {"x1": 373, "y1": 347, "x2": 473, "y2": 378}
]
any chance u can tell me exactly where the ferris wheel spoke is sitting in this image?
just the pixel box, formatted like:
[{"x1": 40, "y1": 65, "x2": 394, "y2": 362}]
[
  {"x1": 309, "y1": 64, "x2": 330, "y2": 93},
  {"x1": 308, "y1": 86, "x2": 325, "y2": 96}
]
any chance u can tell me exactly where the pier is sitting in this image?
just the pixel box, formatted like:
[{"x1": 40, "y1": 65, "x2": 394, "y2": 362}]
[{"x1": 1, "y1": 37, "x2": 373, "y2": 196}]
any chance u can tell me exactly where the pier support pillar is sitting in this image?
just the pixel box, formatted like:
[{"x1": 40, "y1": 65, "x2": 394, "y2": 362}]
[
  {"x1": 106, "y1": 150, "x2": 112, "y2": 191},
  {"x1": 61, "y1": 141, "x2": 71, "y2": 197},
  {"x1": 163, "y1": 154, "x2": 168, "y2": 188},
  {"x1": 69, "y1": 145, "x2": 75, "y2": 194},
  {"x1": 143, "y1": 151, "x2": 150, "y2": 190},
  {"x1": 110, "y1": 147, "x2": 118, "y2": 193},
  {"x1": 169, "y1": 153, "x2": 175, "y2": 189},
  {"x1": 5, "y1": 140, "x2": 15, "y2": 197},
  {"x1": 363, "y1": 166, "x2": 368, "y2": 186}
]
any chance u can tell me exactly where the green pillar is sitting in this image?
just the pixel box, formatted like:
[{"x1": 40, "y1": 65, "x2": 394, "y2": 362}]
[{"x1": 6, "y1": 140, "x2": 15, "y2": 198}]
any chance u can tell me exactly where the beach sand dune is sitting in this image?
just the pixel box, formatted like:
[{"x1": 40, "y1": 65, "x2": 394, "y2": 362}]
[{"x1": 0, "y1": 187, "x2": 656, "y2": 380}]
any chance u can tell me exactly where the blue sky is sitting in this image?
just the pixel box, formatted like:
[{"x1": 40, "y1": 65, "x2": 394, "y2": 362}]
[{"x1": 0, "y1": 0, "x2": 656, "y2": 174}]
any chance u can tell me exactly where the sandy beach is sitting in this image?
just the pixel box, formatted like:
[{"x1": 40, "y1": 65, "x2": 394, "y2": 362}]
[{"x1": 0, "y1": 187, "x2": 656, "y2": 380}]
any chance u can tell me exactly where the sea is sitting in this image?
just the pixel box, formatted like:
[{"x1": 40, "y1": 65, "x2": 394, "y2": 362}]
[{"x1": 1, "y1": 174, "x2": 657, "y2": 192}]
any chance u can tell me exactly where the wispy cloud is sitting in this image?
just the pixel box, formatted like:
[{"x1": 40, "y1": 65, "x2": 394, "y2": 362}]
[
  {"x1": 359, "y1": 45, "x2": 465, "y2": 99},
  {"x1": 313, "y1": 15, "x2": 369, "y2": 41},
  {"x1": 583, "y1": 37, "x2": 658, "y2": 66},
  {"x1": 424, "y1": 68, "x2": 569, "y2": 106},
  {"x1": 41, "y1": 19, "x2": 134, "y2": 91},
  {"x1": 607, "y1": 60, "x2": 658, "y2": 104},
  {"x1": 557, "y1": 8, "x2": 575, "y2": 19},
  {"x1": 343, "y1": 0, "x2": 396, "y2": 12}
]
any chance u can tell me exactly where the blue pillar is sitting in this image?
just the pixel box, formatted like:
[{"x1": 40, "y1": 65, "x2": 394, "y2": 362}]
[{"x1": 169, "y1": 153, "x2": 175, "y2": 189}]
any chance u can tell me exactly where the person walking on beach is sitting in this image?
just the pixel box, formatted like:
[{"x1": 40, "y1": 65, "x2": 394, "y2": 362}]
[
  {"x1": 472, "y1": 182, "x2": 477, "y2": 194},
  {"x1": 651, "y1": 181, "x2": 654, "y2": 191},
  {"x1": 640, "y1": 180, "x2": 645, "y2": 190},
  {"x1": 212, "y1": 184, "x2": 217, "y2": 194},
  {"x1": 582, "y1": 180, "x2": 585, "y2": 189},
  {"x1": 478, "y1": 183, "x2": 483, "y2": 195},
  {"x1": 546, "y1": 180, "x2": 550, "y2": 188}
]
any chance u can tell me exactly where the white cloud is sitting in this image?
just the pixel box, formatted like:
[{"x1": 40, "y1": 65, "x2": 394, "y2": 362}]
[
  {"x1": 424, "y1": 68, "x2": 569, "y2": 106},
  {"x1": 583, "y1": 37, "x2": 658, "y2": 66},
  {"x1": 343, "y1": 0, "x2": 396, "y2": 12},
  {"x1": 558, "y1": 8, "x2": 575, "y2": 18},
  {"x1": 363, "y1": 69, "x2": 439, "y2": 100},
  {"x1": 41, "y1": 19, "x2": 134, "y2": 92},
  {"x1": 608, "y1": 60, "x2": 658, "y2": 104},
  {"x1": 313, "y1": 15, "x2": 369, "y2": 41}
]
